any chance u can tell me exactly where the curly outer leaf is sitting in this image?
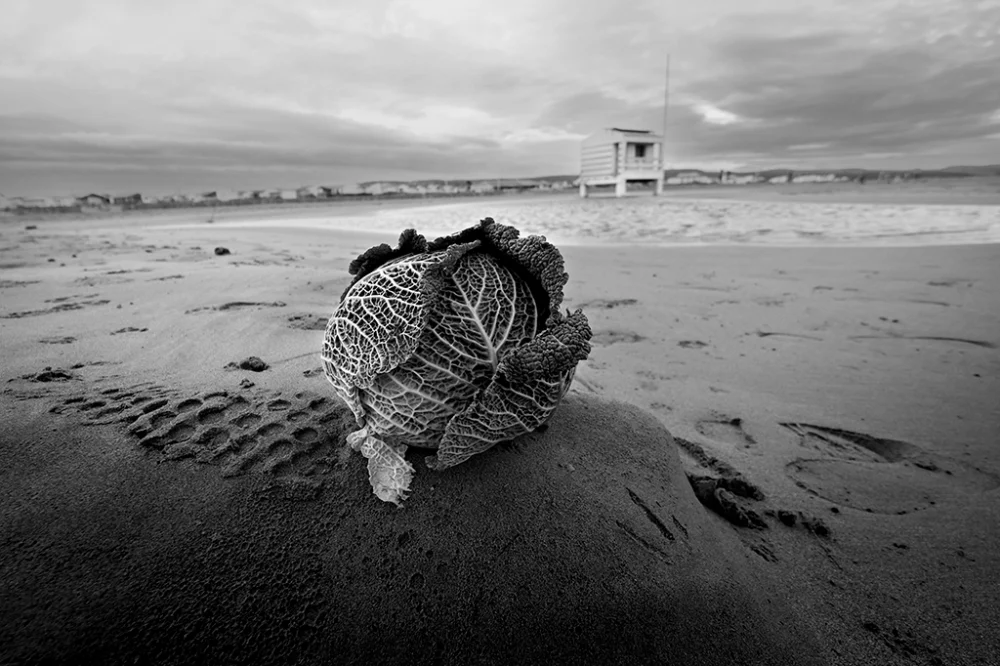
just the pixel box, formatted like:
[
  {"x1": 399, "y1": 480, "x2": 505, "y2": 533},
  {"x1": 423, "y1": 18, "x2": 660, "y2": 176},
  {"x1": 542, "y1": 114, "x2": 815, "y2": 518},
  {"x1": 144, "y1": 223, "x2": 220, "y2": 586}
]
[
  {"x1": 425, "y1": 309, "x2": 592, "y2": 470},
  {"x1": 498, "y1": 310, "x2": 591, "y2": 385},
  {"x1": 428, "y1": 218, "x2": 570, "y2": 327},
  {"x1": 342, "y1": 228, "x2": 429, "y2": 300},
  {"x1": 321, "y1": 240, "x2": 480, "y2": 393},
  {"x1": 348, "y1": 427, "x2": 414, "y2": 506}
]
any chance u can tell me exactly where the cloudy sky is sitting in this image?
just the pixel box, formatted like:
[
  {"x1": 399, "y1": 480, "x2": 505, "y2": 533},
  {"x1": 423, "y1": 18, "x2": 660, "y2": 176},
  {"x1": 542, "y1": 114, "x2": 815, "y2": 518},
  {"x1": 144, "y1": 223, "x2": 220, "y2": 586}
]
[{"x1": 2, "y1": 0, "x2": 998, "y2": 196}]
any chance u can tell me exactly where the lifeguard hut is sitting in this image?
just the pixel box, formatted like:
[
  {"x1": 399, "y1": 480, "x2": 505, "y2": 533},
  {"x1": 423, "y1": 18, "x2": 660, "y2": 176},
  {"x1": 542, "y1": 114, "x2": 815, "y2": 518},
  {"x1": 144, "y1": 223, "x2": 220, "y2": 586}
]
[{"x1": 578, "y1": 128, "x2": 664, "y2": 197}]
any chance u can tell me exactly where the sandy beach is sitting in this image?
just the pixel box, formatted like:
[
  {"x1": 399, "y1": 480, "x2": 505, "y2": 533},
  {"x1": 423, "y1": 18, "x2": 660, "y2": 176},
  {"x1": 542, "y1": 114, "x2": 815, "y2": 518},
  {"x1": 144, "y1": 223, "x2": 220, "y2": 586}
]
[{"x1": 2, "y1": 184, "x2": 999, "y2": 665}]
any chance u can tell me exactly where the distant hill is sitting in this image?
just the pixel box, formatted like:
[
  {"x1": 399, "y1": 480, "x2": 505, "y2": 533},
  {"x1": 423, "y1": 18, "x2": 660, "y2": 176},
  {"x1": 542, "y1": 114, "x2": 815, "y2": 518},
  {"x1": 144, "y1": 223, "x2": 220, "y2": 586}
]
[
  {"x1": 654, "y1": 167, "x2": 984, "y2": 179},
  {"x1": 942, "y1": 165, "x2": 1000, "y2": 176},
  {"x1": 522, "y1": 174, "x2": 579, "y2": 183}
]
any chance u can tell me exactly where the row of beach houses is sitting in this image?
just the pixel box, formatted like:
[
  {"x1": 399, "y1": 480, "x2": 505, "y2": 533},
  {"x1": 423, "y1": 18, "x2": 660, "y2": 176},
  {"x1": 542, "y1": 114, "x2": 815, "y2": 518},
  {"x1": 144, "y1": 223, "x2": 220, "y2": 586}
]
[
  {"x1": 0, "y1": 178, "x2": 576, "y2": 211},
  {"x1": 0, "y1": 170, "x2": 874, "y2": 212},
  {"x1": 1, "y1": 167, "x2": 903, "y2": 212},
  {"x1": 667, "y1": 171, "x2": 854, "y2": 185}
]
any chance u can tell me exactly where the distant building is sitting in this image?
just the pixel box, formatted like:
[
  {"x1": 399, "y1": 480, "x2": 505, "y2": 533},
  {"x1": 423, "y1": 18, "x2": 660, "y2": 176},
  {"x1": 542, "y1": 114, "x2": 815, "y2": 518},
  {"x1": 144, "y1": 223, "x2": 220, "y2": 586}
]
[
  {"x1": 364, "y1": 182, "x2": 406, "y2": 196},
  {"x1": 113, "y1": 193, "x2": 142, "y2": 206},
  {"x1": 791, "y1": 174, "x2": 838, "y2": 184},
  {"x1": 469, "y1": 181, "x2": 495, "y2": 194},
  {"x1": 339, "y1": 183, "x2": 366, "y2": 195},
  {"x1": 78, "y1": 193, "x2": 112, "y2": 207},
  {"x1": 496, "y1": 178, "x2": 539, "y2": 192},
  {"x1": 665, "y1": 171, "x2": 716, "y2": 185},
  {"x1": 297, "y1": 185, "x2": 332, "y2": 199},
  {"x1": 213, "y1": 189, "x2": 241, "y2": 202},
  {"x1": 8, "y1": 196, "x2": 55, "y2": 209},
  {"x1": 579, "y1": 128, "x2": 664, "y2": 197}
]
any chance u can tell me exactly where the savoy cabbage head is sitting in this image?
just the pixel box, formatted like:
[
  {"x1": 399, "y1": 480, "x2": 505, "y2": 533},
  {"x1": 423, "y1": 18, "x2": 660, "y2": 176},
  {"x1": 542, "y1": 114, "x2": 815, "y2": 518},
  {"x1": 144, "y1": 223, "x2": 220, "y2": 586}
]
[{"x1": 321, "y1": 218, "x2": 592, "y2": 505}]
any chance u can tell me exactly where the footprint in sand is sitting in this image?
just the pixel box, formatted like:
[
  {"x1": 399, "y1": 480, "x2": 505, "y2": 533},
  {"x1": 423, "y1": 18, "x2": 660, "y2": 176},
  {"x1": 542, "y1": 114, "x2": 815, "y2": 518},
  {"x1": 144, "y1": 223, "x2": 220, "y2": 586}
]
[
  {"x1": 184, "y1": 301, "x2": 287, "y2": 314},
  {"x1": 675, "y1": 282, "x2": 732, "y2": 293},
  {"x1": 927, "y1": 279, "x2": 974, "y2": 288},
  {"x1": 753, "y1": 331, "x2": 823, "y2": 341},
  {"x1": 673, "y1": 435, "x2": 743, "y2": 479},
  {"x1": 672, "y1": 435, "x2": 768, "y2": 530},
  {"x1": 287, "y1": 314, "x2": 330, "y2": 331},
  {"x1": 50, "y1": 386, "x2": 357, "y2": 501},
  {"x1": 575, "y1": 298, "x2": 638, "y2": 310},
  {"x1": 2, "y1": 296, "x2": 111, "y2": 319},
  {"x1": 848, "y1": 335, "x2": 995, "y2": 349},
  {"x1": 39, "y1": 336, "x2": 77, "y2": 344},
  {"x1": 591, "y1": 330, "x2": 644, "y2": 345},
  {"x1": 15, "y1": 368, "x2": 79, "y2": 383},
  {"x1": 781, "y1": 423, "x2": 999, "y2": 514},
  {"x1": 695, "y1": 416, "x2": 755, "y2": 450},
  {"x1": 753, "y1": 297, "x2": 787, "y2": 307}
]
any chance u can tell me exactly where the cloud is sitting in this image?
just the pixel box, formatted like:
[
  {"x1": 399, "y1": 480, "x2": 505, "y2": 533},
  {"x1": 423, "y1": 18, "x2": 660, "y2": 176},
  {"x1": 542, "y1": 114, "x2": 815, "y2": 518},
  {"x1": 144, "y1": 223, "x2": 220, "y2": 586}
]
[
  {"x1": 693, "y1": 103, "x2": 741, "y2": 126},
  {"x1": 657, "y1": 2, "x2": 1000, "y2": 167}
]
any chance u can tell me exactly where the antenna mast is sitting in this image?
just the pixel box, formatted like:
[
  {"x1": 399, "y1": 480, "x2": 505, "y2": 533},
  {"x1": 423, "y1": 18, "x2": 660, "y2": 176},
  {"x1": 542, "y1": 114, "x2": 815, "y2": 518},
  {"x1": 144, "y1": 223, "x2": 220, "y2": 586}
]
[{"x1": 661, "y1": 53, "x2": 670, "y2": 172}]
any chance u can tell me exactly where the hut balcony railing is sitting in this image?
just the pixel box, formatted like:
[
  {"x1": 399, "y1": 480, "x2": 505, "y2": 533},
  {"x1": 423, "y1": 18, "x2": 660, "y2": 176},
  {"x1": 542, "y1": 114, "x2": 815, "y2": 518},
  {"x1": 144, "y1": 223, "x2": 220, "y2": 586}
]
[{"x1": 620, "y1": 158, "x2": 662, "y2": 171}]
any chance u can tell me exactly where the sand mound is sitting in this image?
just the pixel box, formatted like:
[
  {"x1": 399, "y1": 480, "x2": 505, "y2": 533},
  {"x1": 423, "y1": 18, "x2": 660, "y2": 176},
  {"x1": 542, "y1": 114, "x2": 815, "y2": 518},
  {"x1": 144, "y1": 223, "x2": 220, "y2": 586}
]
[{"x1": 1, "y1": 392, "x2": 825, "y2": 666}]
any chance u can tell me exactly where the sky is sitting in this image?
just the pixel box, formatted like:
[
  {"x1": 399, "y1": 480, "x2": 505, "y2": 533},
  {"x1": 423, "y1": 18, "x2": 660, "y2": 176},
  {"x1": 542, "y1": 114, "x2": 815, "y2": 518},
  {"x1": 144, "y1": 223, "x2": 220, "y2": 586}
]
[{"x1": 1, "y1": 0, "x2": 999, "y2": 197}]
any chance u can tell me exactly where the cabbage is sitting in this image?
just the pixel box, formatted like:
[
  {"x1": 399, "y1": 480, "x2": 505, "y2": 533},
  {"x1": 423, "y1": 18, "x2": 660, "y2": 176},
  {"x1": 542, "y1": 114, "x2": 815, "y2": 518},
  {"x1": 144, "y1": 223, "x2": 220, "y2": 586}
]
[{"x1": 321, "y1": 218, "x2": 592, "y2": 504}]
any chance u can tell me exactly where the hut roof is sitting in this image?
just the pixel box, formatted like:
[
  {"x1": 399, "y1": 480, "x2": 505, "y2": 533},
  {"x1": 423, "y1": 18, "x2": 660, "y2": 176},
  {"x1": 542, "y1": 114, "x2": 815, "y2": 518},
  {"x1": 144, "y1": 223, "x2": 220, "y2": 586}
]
[{"x1": 609, "y1": 128, "x2": 652, "y2": 134}]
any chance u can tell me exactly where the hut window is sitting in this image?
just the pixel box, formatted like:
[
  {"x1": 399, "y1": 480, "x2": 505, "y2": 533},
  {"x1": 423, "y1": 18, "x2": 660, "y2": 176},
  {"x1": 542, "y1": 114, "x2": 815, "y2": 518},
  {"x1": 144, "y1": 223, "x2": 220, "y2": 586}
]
[{"x1": 635, "y1": 144, "x2": 647, "y2": 158}]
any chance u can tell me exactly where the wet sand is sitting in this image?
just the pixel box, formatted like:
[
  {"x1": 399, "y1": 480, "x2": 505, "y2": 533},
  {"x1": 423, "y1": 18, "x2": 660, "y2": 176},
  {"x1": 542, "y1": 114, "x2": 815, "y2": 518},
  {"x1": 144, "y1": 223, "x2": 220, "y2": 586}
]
[{"x1": 1, "y1": 193, "x2": 998, "y2": 665}]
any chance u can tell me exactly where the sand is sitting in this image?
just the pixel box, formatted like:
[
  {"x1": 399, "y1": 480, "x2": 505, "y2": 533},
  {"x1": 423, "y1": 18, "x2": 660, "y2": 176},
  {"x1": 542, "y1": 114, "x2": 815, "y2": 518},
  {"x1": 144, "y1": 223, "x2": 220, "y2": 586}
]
[{"x1": 2, "y1": 190, "x2": 999, "y2": 665}]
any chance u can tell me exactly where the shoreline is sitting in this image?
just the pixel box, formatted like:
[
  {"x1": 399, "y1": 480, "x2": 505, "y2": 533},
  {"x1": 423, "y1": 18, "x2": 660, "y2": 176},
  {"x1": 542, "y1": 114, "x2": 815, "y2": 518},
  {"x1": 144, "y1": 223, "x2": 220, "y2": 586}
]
[{"x1": 154, "y1": 219, "x2": 1000, "y2": 249}]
